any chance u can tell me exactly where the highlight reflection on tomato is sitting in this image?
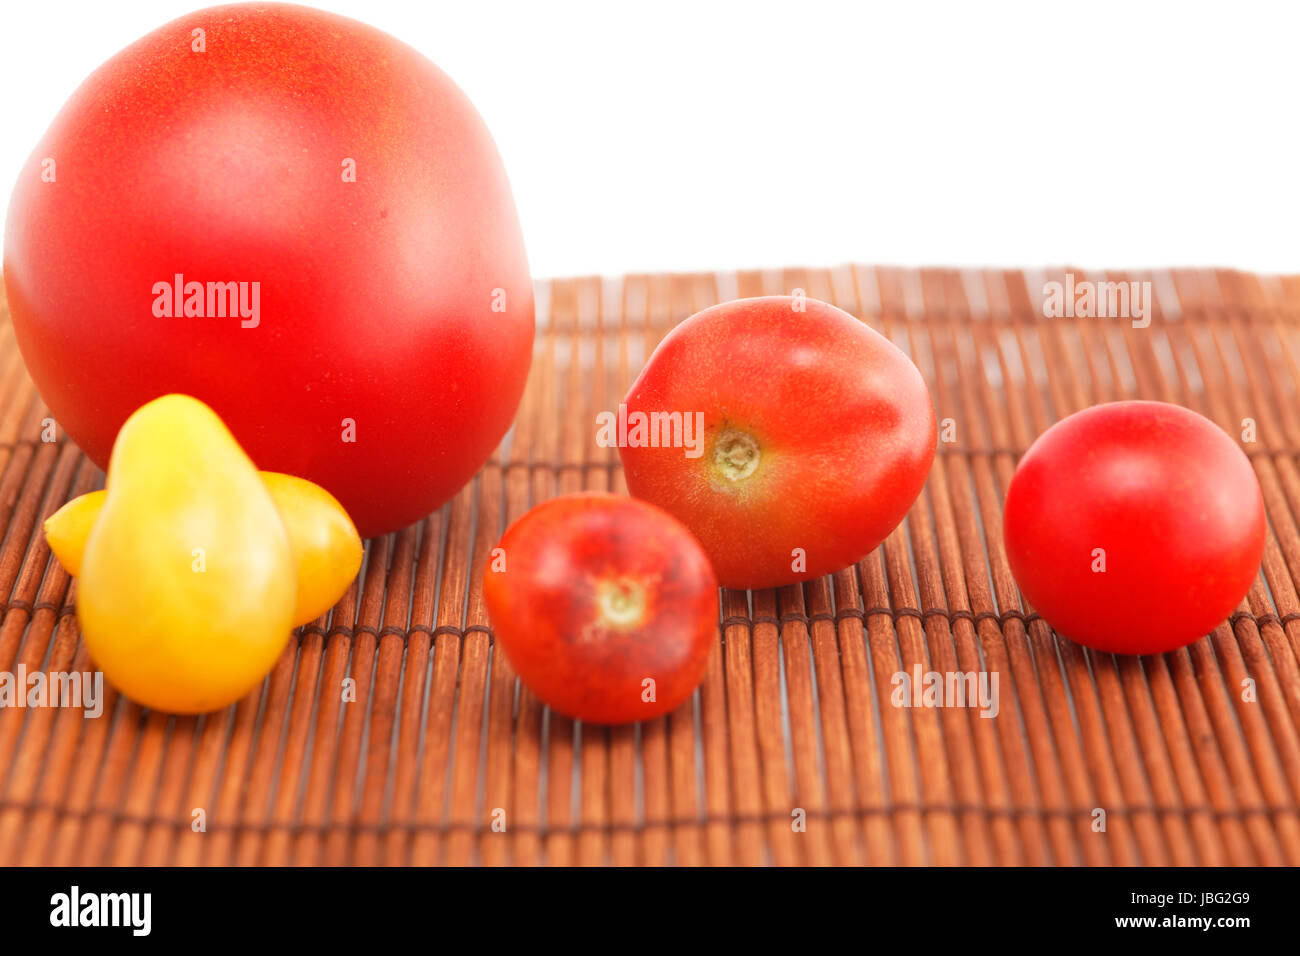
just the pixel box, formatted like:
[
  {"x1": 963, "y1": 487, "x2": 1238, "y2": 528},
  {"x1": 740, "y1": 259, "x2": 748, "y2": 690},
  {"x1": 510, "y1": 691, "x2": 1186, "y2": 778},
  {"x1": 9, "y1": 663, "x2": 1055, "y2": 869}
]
[
  {"x1": 483, "y1": 493, "x2": 718, "y2": 725},
  {"x1": 1002, "y1": 400, "x2": 1265, "y2": 655}
]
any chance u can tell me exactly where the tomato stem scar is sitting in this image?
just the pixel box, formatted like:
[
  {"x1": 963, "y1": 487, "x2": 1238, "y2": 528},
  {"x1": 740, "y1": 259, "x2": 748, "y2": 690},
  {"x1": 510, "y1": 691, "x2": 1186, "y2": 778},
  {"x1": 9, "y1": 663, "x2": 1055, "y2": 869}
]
[
  {"x1": 712, "y1": 428, "x2": 761, "y2": 483},
  {"x1": 596, "y1": 578, "x2": 647, "y2": 629}
]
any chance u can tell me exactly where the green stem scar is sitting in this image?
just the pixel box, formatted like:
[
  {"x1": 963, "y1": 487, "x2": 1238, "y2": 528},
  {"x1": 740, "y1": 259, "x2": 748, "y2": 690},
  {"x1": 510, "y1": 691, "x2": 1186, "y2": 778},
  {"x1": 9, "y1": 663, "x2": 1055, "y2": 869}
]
[{"x1": 712, "y1": 428, "x2": 761, "y2": 483}]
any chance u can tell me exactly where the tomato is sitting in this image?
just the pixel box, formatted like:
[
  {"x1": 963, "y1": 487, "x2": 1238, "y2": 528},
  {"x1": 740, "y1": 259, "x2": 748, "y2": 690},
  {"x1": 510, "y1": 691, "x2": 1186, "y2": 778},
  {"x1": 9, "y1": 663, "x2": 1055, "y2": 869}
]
[
  {"x1": 617, "y1": 295, "x2": 936, "y2": 589},
  {"x1": 2, "y1": 3, "x2": 532, "y2": 538},
  {"x1": 483, "y1": 493, "x2": 718, "y2": 725},
  {"x1": 1002, "y1": 401, "x2": 1265, "y2": 655},
  {"x1": 78, "y1": 394, "x2": 297, "y2": 714}
]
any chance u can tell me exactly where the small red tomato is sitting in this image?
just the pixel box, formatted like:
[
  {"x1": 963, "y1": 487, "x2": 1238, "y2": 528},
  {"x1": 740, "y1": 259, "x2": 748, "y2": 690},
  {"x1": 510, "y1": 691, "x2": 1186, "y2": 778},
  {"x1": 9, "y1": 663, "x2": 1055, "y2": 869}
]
[
  {"x1": 1003, "y1": 401, "x2": 1265, "y2": 655},
  {"x1": 618, "y1": 296, "x2": 936, "y2": 589},
  {"x1": 483, "y1": 493, "x2": 718, "y2": 725}
]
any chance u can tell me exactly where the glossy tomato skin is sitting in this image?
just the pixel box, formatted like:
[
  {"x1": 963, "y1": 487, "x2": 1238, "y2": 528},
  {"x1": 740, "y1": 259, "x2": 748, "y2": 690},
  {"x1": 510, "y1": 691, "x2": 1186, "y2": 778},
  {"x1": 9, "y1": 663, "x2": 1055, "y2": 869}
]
[
  {"x1": 3, "y1": 3, "x2": 532, "y2": 538},
  {"x1": 1003, "y1": 401, "x2": 1265, "y2": 655},
  {"x1": 618, "y1": 296, "x2": 936, "y2": 589},
  {"x1": 483, "y1": 493, "x2": 718, "y2": 725}
]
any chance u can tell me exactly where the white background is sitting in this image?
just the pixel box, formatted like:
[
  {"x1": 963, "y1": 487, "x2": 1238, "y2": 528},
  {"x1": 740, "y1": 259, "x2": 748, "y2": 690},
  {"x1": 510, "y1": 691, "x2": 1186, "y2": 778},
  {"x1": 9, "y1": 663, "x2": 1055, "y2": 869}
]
[{"x1": 1, "y1": 0, "x2": 1296, "y2": 277}]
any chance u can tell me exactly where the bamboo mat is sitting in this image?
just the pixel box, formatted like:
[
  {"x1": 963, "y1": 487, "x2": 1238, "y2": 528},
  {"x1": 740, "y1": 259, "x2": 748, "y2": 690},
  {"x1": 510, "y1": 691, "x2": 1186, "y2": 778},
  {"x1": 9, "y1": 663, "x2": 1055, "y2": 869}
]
[{"x1": 1, "y1": 266, "x2": 1299, "y2": 867}]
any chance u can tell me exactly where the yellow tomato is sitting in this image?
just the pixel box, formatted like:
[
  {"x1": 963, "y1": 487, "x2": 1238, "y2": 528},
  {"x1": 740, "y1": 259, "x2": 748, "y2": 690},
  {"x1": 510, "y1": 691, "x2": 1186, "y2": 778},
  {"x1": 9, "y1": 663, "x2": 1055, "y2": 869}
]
[
  {"x1": 78, "y1": 394, "x2": 296, "y2": 713},
  {"x1": 46, "y1": 473, "x2": 362, "y2": 627}
]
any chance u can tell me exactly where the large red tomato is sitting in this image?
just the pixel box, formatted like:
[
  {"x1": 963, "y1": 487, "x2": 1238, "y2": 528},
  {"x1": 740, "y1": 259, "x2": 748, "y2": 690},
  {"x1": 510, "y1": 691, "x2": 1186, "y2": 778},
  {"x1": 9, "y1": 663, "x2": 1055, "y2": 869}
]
[
  {"x1": 3, "y1": 3, "x2": 532, "y2": 537},
  {"x1": 1002, "y1": 401, "x2": 1265, "y2": 655},
  {"x1": 618, "y1": 295, "x2": 936, "y2": 589}
]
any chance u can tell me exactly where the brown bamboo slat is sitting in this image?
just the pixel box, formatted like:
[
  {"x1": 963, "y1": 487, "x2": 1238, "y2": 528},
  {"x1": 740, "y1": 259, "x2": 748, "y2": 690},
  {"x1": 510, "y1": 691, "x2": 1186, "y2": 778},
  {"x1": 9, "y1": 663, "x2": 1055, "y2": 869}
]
[{"x1": 0, "y1": 266, "x2": 1297, "y2": 866}]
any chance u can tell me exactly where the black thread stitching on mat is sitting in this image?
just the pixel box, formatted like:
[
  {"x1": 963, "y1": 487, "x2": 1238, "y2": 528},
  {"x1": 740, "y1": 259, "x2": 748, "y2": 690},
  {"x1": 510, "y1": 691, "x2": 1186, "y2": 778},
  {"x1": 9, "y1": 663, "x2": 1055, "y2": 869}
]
[
  {"x1": 479, "y1": 445, "x2": 1284, "y2": 467},
  {"x1": 717, "y1": 606, "x2": 1032, "y2": 632},
  {"x1": 0, "y1": 798, "x2": 1282, "y2": 839},
  {"x1": 0, "y1": 600, "x2": 77, "y2": 619},
  {"x1": 290, "y1": 622, "x2": 496, "y2": 644},
  {"x1": 1233, "y1": 610, "x2": 1300, "y2": 629}
]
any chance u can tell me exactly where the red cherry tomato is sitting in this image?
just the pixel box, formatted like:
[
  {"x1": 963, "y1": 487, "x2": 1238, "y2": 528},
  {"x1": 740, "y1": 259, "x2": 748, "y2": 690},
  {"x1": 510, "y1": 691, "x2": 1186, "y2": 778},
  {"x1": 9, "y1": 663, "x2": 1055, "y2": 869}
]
[
  {"x1": 1003, "y1": 401, "x2": 1265, "y2": 655},
  {"x1": 618, "y1": 296, "x2": 936, "y2": 589},
  {"x1": 2, "y1": 3, "x2": 533, "y2": 537},
  {"x1": 483, "y1": 493, "x2": 718, "y2": 725}
]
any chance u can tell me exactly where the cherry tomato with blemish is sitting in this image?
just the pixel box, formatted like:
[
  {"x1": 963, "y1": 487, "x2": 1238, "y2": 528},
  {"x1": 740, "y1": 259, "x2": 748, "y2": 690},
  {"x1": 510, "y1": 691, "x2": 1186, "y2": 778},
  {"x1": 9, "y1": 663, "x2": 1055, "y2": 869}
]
[
  {"x1": 483, "y1": 493, "x2": 718, "y2": 725},
  {"x1": 1002, "y1": 400, "x2": 1265, "y2": 655}
]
